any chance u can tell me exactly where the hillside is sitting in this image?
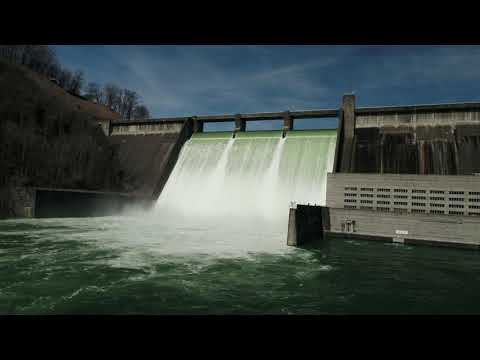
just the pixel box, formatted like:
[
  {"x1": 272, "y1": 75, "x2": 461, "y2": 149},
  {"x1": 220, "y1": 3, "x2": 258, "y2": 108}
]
[{"x1": 0, "y1": 59, "x2": 128, "y2": 218}]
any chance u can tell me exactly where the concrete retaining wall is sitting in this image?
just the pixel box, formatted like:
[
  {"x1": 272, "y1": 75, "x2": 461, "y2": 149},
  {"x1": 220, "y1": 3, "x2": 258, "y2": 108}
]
[
  {"x1": 328, "y1": 208, "x2": 480, "y2": 248},
  {"x1": 108, "y1": 119, "x2": 193, "y2": 198},
  {"x1": 287, "y1": 205, "x2": 328, "y2": 246},
  {"x1": 34, "y1": 188, "x2": 153, "y2": 218},
  {"x1": 110, "y1": 121, "x2": 184, "y2": 136}
]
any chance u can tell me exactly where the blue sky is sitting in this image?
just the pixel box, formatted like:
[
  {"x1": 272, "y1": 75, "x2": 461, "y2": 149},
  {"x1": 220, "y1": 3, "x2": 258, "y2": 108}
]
[{"x1": 52, "y1": 45, "x2": 480, "y2": 130}]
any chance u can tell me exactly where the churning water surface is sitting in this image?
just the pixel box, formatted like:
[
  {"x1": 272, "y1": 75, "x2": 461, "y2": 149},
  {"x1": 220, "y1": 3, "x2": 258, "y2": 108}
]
[
  {"x1": 2, "y1": 130, "x2": 480, "y2": 314},
  {"x1": 3, "y1": 215, "x2": 480, "y2": 314}
]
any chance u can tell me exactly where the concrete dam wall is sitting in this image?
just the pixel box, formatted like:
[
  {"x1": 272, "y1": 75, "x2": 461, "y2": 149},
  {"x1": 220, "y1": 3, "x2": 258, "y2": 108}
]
[
  {"x1": 10, "y1": 91, "x2": 480, "y2": 221},
  {"x1": 345, "y1": 102, "x2": 480, "y2": 175},
  {"x1": 107, "y1": 119, "x2": 193, "y2": 199},
  {"x1": 108, "y1": 96, "x2": 480, "y2": 206}
]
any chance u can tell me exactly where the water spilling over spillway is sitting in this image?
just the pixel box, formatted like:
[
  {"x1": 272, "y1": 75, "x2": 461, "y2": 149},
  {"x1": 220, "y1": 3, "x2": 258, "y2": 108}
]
[{"x1": 156, "y1": 130, "x2": 337, "y2": 234}]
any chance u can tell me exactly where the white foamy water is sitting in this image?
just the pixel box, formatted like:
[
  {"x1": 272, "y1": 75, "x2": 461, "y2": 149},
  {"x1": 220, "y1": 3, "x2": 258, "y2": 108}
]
[
  {"x1": 38, "y1": 130, "x2": 337, "y2": 262},
  {"x1": 156, "y1": 130, "x2": 337, "y2": 242}
]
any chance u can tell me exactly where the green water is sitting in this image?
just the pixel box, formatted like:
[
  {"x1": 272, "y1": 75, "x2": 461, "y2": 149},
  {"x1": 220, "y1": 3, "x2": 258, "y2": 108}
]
[
  {"x1": 3, "y1": 129, "x2": 479, "y2": 314},
  {"x1": 2, "y1": 216, "x2": 480, "y2": 314}
]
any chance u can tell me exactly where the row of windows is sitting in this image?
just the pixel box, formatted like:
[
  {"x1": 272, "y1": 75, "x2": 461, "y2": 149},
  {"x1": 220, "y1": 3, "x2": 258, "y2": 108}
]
[
  {"x1": 345, "y1": 187, "x2": 480, "y2": 196},
  {"x1": 343, "y1": 203, "x2": 480, "y2": 211},
  {"x1": 345, "y1": 188, "x2": 480, "y2": 195},
  {"x1": 412, "y1": 209, "x2": 426, "y2": 214},
  {"x1": 346, "y1": 200, "x2": 480, "y2": 207},
  {"x1": 347, "y1": 194, "x2": 471, "y2": 201},
  {"x1": 345, "y1": 197, "x2": 479, "y2": 205},
  {"x1": 342, "y1": 205, "x2": 480, "y2": 217},
  {"x1": 412, "y1": 196, "x2": 426, "y2": 200},
  {"x1": 412, "y1": 202, "x2": 426, "y2": 207},
  {"x1": 345, "y1": 200, "x2": 477, "y2": 206}
]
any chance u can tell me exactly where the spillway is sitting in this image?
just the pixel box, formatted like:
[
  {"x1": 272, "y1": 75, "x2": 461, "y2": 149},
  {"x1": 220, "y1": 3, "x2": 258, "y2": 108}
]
[{"x1": 156, "y1": 130, "x2": 337, "y2": 234}]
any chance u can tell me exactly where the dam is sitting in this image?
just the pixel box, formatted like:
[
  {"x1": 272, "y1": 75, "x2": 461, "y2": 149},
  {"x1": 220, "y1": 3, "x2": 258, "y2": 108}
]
[
  {"x1": 5, "y1": 93, "x2": 480, "y2": 314},
  {"x1": 10, "y1": 94, "x2": 480, "y2": 250}
]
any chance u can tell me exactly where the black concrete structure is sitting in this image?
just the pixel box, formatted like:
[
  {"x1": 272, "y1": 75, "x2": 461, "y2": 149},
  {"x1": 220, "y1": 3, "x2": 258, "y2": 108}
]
[
  {"x1": 282, "y1": 111, "x2": 293, "y2": 138},
  {"x1": 287, "y1": 205, "x2": 328, "y2": 246},
  {"x1": 233, "y1": 114, "x2": 246, "y2": 138},
  {"x1": 33, "y1": 188, "x2": 152, "y2": 218}
]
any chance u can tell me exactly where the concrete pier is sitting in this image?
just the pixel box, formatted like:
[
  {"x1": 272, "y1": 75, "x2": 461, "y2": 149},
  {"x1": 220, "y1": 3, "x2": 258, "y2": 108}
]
[
  {"x1": 287, "y1": 204, "x2": 327, "y2": 246},
  {"x1": 192, "y1": 117, "x2": 204, "y2": 133},
  {"x1": 339, "y1": 94, "x2": 356, "y2": 172},
  {"x1": 234, "y1": 114, "x2": 246, "y2": 137},
  {"x1": 282, "y1": 111, "x2": 293, "y2": 138}
]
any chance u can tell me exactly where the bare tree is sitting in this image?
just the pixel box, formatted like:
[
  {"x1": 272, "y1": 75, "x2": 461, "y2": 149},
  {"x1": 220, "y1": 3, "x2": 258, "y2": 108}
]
[
  {"x1": 0, "y1": 45, "x2": 58, "y2": 77},
  {"x1": 45, "y1": 59, "x2": 61, "y2": 80},
  {"x1": 69, "y1": 70, "x2": 85, "y2": 95},
  {"x1": 84, "y1": 82, "x2": 104, "y2": 104},
  {"x1": 104, "y1": 83, "x2": 122, "y2": 112},
  {"x1": 0, "y1": 45, "x2": 15, "y2": 60},
  {"x1": 120, "y1": 89, "x2": 139, "y2": 120},
  {"x1": 133, "y1": 105, "x2": 150, "y2": 119},
  {"x1": 57, "y1": 68, "x2": 73, "y2": 90},
  {"x1": 0, "y1": 45, "x2": 151, "y2": 117}
]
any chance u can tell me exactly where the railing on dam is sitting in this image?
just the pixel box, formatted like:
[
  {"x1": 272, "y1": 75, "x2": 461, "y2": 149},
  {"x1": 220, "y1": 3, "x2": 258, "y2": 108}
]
[
  {"x1": 104, "y1": 95, "x2": 480, "y2": 175},
  {"x1": 107, "y1": 96, "x2": 480, "y2": 136}
]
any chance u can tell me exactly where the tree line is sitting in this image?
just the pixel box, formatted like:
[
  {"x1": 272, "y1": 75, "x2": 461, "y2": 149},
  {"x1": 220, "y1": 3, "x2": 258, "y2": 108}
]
[{"x1": 0, "y1": 45, "x2": 150, "y2": 120}]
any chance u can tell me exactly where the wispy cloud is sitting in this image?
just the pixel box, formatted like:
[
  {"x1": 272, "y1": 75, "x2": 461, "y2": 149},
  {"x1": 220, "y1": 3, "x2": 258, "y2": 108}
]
[
  {"x1": 53, "y1": 45, "x2": 480, "y2": 118},
  {"x1": 107, "y1": 46, "x2": 341, "y2": 116}
]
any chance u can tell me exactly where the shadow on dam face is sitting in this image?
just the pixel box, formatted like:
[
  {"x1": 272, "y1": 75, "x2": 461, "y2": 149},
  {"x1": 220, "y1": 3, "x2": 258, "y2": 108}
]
[{"x1": 34, "y1": 189, "x2": 153, "y2": 218}]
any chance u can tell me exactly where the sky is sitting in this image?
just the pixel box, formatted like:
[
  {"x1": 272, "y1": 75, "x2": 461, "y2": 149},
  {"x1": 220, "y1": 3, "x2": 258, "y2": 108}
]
[{"x1": 52, "y1": 45, "x2": 480, "y2": 131}]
